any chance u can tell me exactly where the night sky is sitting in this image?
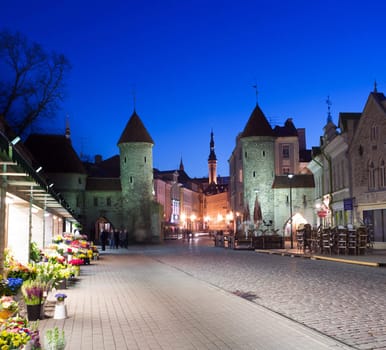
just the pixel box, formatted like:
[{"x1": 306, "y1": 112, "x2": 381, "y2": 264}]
[{"x1": 2, "y1": 0, "x2": 386, "y2": 177}]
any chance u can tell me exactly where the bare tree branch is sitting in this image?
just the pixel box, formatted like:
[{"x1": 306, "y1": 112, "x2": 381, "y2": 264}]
[{"x1": 0, "y1": 29, "x2": 71, "y2": 136}]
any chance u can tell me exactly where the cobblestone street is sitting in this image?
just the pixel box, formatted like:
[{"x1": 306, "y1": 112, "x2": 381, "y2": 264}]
[{"x1": 140, "y1": 238, "x2": 386, "y2": 350}]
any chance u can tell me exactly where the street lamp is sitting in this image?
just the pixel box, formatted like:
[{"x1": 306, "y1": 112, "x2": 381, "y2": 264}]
[{"x1": 288, "y1": 173, "x2": 294, "y2": 249}]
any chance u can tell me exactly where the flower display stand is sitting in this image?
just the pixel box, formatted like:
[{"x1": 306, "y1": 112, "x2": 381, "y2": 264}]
[{"x1": 53, "y1": 303, "x2": 67, "y2": 320}]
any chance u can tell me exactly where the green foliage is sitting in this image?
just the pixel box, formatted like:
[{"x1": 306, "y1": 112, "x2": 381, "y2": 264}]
[
  {"x1": 30, "y1": 242, "x2": 41, "y2": 263},
  {"x1": 45, "y1": 327, "x2": 65, "y2": 349}
]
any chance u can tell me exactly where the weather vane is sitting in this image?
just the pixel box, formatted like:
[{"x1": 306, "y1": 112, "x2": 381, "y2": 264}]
[{"x1": 252, "y1": 83, "x2": 258, "y2": 105}]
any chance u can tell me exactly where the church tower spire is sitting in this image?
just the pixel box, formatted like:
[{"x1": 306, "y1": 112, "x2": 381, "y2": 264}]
[
  {"x1": 179, "y1": 157, "x2": 184, "y2": 171},
  {"x1": 208, "y1": 129, "x2": 217, "y2": 184}
]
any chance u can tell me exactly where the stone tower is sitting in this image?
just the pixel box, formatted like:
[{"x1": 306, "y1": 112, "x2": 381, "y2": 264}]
[
  {"x1": 117, "y1": 110, "x2": 158, "y2": 242},
  {"x1": 208, "y1": 130, "x2": 217, "y2": 184},
  {"x1": 240, "y1": 104, "x2": 275, "y2": 225}
]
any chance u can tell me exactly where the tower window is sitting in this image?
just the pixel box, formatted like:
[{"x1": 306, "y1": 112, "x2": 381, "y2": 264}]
[
  {"x1": 106, "y1": 197, "x2": 111, "y2": 206},
  {"x1": 78, "y1": 177, "x2": 82, "y2": 184},
  {"x1": 253, "y1": 171, "x2": 256, "y2": 177},
  {"x1": 130, "y1": 176, "x2": 133, "y2": 183},
  {"x1": 262, "y1": 150, "x2": 265, "y2": 157},
  {"x1": 144, "y1": 156, "x2": 147, "y2": 163},
  {"x1": 282, "y1": 145, "x2": 290, "y2": 159},
  {"x1": 244, "y1": 151, "x2": 247, "y2": 158},
  {"x1": 93, "y1": 197, "x2": 98, "y2": 207}
]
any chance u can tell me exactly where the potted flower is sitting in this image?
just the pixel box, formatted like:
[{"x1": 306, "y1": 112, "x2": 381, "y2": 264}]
[
  {"x1": 0, "y1": 328, "x2": 31, "y2": 349},
  {"x1": 54, "y1": 293, "x2": 67, "y2": 303},
  {"x1": 0, "y1": 296, "x2": 18, "y2": 320},
  {"x1": 21, "y1": 279, "x2": 46, "y2": 321},
  {"x1": 53, "y1": 293, "x2": 67, "y2": 319}
]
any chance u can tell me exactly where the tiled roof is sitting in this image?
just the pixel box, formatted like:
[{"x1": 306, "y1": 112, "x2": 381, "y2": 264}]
[
  {"x1": 273, "y1": 118, "x2": 298, "y2": 137},
  {"x1": 25, "y1": 134, "x2": 86, "y2": 174},
  {"x1": 117, "y1": 111, "x2": 154, "y2": 145},
  {"x1": 339, "y1": 112, "x2": 361, "y2": 132},
  {"x1": 241, "y1": 104, "x2": 274, "y2": 138},
  {"x1": 84, "y1": 155, "x2": 120, "y2": 177},
  {"x1": 272, "y1": 174, "x2": 315, "y2": 188}
]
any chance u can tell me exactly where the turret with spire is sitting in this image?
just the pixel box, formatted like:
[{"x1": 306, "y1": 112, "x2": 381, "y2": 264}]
[
  {"x1": 323, "y1": 96, "x2": 338, "y2": 144},
  {"x1": 117, "y1": 109, "x2": 158, "y2": 242}
]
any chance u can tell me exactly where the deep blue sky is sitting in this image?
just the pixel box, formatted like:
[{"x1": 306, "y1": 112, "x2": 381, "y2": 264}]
[{"x1": 2, "y1": 1, "x2": 386, "y2": 177}]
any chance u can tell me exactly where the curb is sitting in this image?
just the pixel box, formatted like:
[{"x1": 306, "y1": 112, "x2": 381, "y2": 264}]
[{"x1": 254, "y1": 249, "x2": 386, "y2": 268}]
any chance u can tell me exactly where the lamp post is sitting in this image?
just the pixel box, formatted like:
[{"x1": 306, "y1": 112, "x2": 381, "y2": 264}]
[{"x1": 288, "y1": 174, "x2": 294, "y2": 249}]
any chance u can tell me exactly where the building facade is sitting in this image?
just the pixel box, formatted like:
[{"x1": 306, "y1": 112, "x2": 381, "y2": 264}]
[
  {"x1": 229, "y1": 103, "x2": 315, "y2": 238},
  {"x1": 307, "y1": 88, "x2": 386, "y2": 247}
]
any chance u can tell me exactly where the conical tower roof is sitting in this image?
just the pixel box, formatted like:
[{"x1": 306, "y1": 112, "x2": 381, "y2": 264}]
[
  {"x1": 241, "y1": 104, "x2": 274, "y2": 138},
  {"x1": 117, "y1": 111, "x2": 154, "y2": 145}
]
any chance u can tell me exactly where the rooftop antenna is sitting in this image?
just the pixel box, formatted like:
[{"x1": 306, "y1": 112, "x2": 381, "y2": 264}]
[{"x1": 326, "y1": 95, "x2": 332, "y2": 123}]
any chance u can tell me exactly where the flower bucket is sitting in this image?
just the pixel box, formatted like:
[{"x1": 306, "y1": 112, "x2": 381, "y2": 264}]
[
  {"x1": 53, "y1": 303, "x2": 67, "y2": 320},
  {"x1": 27, "y1": 304, "x2": 42, "y2": 321}
]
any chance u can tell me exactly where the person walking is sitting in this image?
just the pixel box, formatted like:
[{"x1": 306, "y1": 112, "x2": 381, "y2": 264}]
[
  {"x1": 109, "y1": 229, "x2": 115, "y2": 249},
  {"x1": 100, "y1": 229, "x2": 107, "y2": 251},
  {"x1": 114, "y1": 229, "x2": 120, "y2": 249}
]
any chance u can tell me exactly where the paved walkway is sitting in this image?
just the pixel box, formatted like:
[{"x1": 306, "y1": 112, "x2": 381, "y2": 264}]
[{"x1": 39, "y1": 247, "x2": 352, "y2": 350}]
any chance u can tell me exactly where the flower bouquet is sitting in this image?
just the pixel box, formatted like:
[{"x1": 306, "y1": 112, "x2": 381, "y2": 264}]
[
  {"x1": 54, "y1": 293, "x2": 67, "y2": 303},
  {"x1": 68, "y1": 258, "x2": 83, "y2": 266},
  {"x1": 21, "y1": 280, "x2": 45, "y2": 305},
  {"x1": 0, "y1": 277, "x2": 23, "y2": 296},
  {"x1": 0, "y1": 296, "x2": 18, "y2": 321},
  {"x1": 52, "y1": 235, "x2": 63, "y2": 244},
  {"x1": 0, "y1": 327, "x2": 31, "y2": 349},
  {"x1": 0, "y1": 315, "x2": 32, "y2": 348},
  {"x1": 22, "y1": 279, "x2": 47, "y2": 321}
]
